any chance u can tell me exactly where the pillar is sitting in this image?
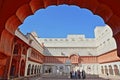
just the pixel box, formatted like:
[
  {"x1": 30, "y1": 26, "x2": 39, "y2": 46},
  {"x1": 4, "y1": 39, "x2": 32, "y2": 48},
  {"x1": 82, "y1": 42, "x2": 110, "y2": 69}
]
[
  {"x1": 106, "y1": 65, "x2": 110, "y2": 75},
  {"x1": 24, "y1": 48, "x2": 31, "y2": 76},
  {"x1": 102, "y1": 65, "x2": 105, "y2": 75},
  {"x1": 0, "y1": 29, "x2": 15, "y2": 79},
  {"x1": 118, "y1": 64, "x2": 120, "y2": 75},
  {"x1": 111, "y1": 65, "x2": 115, "y2": 76},
  {"x1": 3, "y1": 56, "x2": 11, "y2": 79}
]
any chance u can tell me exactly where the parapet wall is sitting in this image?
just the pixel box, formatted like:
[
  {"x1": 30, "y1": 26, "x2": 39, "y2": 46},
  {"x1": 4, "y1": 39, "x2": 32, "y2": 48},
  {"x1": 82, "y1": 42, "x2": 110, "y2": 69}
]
[{"x1": 37, "y1": 25, "x2": 117, "y2": 56}]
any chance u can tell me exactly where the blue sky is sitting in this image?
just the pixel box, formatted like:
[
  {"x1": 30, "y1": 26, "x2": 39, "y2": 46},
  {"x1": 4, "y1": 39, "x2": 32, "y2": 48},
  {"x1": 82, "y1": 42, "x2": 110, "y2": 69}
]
[{"x1": 19, "y1": 5, "x2": 105, "y2": 38}]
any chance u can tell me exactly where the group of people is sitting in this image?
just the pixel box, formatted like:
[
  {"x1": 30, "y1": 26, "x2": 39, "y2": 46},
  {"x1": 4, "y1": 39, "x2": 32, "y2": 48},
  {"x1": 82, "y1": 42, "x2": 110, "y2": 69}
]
[{"x1": 70, "y1": 70, "x2": 86, "y2": 79}]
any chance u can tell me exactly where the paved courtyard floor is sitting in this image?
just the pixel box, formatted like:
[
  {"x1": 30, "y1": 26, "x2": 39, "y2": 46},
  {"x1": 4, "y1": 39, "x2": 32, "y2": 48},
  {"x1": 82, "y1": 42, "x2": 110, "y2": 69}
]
[
  {"x1": 22, "y1": 74, "x2": 108, "y2": 80},
  {"x1": 16, "y1": 73, "x2": 120, "y2": 80}
]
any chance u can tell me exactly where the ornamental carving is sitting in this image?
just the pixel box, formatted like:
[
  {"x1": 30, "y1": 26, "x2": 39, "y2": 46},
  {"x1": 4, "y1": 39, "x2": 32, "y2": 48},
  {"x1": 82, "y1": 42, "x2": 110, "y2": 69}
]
[{"x1": 69, "y1": 54, "x2": 79, "y2": 64}]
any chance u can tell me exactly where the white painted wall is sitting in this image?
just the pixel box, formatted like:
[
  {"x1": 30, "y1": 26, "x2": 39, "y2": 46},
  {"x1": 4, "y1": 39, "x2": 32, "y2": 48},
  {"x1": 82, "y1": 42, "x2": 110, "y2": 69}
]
[
  {"x1": 94, "y1": 25, "x2": 117, "y2": 55},
  {"x1": 27, "y1": 33, "x2": 44, "y2": 54},
  {"x1": 15, "y1": 25, "x2": 118, "y2": 78},
  {"x1": 35, "y1": 25, "x2": 117, "y2": 56},
  {"x1": 15, "y1": 30, "x2": 44, "y2": 76},
  {"x1": 15, "y1": 29, "x2": 29, "y2": 44},
  {"x1": 43, "y1": 63, "x2": 99, "y2": 75},
  {"x1": 15, "y1": 30, "x2": 44, "y2": 55},
  {"x1": 43, "y1": 47, "x2": 97, "y2": 56},
  {"x1": 16, "y1": 25, "x2": 117, "y2": 56}
]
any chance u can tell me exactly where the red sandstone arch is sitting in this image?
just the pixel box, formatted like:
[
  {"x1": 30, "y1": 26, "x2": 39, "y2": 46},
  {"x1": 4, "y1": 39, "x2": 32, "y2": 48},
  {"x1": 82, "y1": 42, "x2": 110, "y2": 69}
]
[{"x1": 0, "y1": 0, "x2": 120, "y2": 57}]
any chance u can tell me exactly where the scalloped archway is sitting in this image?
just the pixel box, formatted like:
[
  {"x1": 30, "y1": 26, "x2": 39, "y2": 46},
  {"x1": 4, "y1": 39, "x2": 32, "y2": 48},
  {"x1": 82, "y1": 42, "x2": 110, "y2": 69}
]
[{"x1": 0, "y1": 0, "x2": 120, "y2": 57}]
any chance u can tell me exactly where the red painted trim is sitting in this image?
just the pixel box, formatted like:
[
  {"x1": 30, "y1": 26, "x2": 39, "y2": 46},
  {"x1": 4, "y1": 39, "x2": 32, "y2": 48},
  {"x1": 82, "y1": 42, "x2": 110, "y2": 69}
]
[
  {"x1": 28, "y1": 57, "x2": 43, "y2": 64},
  {"x1": 44, "y1": 62, "x2": 64, "y2": 64},
  {"x1": 99, "y1": 60, "x2": 120, "y2": 64}
]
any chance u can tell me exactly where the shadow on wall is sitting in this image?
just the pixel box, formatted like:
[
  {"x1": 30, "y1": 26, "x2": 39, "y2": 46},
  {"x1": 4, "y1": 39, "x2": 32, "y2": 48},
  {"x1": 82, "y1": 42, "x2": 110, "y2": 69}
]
[{"x1": 43, "y1": 47, "x2": 53, "y2": 56}]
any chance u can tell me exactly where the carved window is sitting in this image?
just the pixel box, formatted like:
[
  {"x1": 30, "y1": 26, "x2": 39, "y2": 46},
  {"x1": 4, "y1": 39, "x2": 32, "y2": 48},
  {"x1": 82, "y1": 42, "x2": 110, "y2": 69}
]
[
  {"x1": 13, "y1": 44, "x2": 19, "y2": 54},
  {"x1": 23, "y1": 48, "x2": 26, "y2": 54}
]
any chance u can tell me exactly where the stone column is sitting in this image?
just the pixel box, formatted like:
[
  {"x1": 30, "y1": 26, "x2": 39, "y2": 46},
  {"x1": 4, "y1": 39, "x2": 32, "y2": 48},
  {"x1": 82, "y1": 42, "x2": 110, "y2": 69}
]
[
  {"x1": 4, "y1": 57, "x2": 12, "y2": 79},
  {"x1": 103, "y1": 65, "x2": 105, "y2": 75},
  {"x1": 24, "y1": 48, "x2": 31, "y2": 76},
  {"x1": 0, "y1": 29, "x2": 15, "y2": 80},
  {"x1": 111, "y1": 64, "x2": 115, "y2": 76},
  {"x1": 106, "y1": 65, "x2": 110, "y2": 75},
  {"x1": 117, "y1": 64, "x2": 120, "y2": 75}
]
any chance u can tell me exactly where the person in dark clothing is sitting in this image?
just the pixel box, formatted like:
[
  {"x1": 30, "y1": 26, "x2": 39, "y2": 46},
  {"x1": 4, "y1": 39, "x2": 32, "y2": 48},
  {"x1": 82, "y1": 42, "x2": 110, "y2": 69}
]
[
  {"x1": 82, "y1": 70, "x2": 86, "y2": 79},
  {"x1": 70, "y1": 71, "x2": 72, "y2": 79},
  {"x1": 75, "y1": 71, "x2": 77, "y2": 79},
  {"x1": 48, "y1": 68, "x2": 51, "y2": 73},
  {"x1": 72, "y1": 71, "x2": 75, "y2": 79},
  {"x1": 77, "y1": 70, "x2": 81, "y2": 79}
]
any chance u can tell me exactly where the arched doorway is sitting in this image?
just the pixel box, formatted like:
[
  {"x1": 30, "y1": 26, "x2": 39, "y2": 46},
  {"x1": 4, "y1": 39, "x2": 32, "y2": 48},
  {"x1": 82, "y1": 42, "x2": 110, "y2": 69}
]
[
  {"x1": 10, "y1": 60, "x2": 18, "y2": 78},
  {"x1": 20, "y1": 60, "x2": 25, "y2": 76},
  {"x1": 37, "y1": 65, "x2": 39, "y2": 74},
  {"x1": 31, "y1": 65, "x2": 34, "y2": 74},
  {"x1": 104, "y1": 66, "x2": 108, "y2": 75},
  {"x1": 34, "y1": 65, "x2": 37, "y2": 74},
  {"x1": 10, "y1": 64, "x2": 16, "y2": 77},
  {"x1": 114, "y1": 65, "x2": 119, "y2": 75},
  {"x1": 109, "y1": 65, "x2": 113, "y2": 75},
  {"x1": 27, "y1": 64, "x2": 31, "y2": 75},
  {"x1": 39, "y1": 66, "x2": 41, "y2": 74},
  {"x1": 101, "y1": 66, "x2": 104, "y2": 74}
]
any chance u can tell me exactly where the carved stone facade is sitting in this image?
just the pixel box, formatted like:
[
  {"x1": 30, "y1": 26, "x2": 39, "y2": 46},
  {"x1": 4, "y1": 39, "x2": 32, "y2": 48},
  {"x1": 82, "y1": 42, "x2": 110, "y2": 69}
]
[
  {"x1": 1, "y1": 1, "x2": 120, "y2": 79},
  {"x1": 0, "y1": 24, "x2": 119, "y2": 79},
  {"x1": 32, "y1": 25, "x2": 119, "y2": 78}
]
